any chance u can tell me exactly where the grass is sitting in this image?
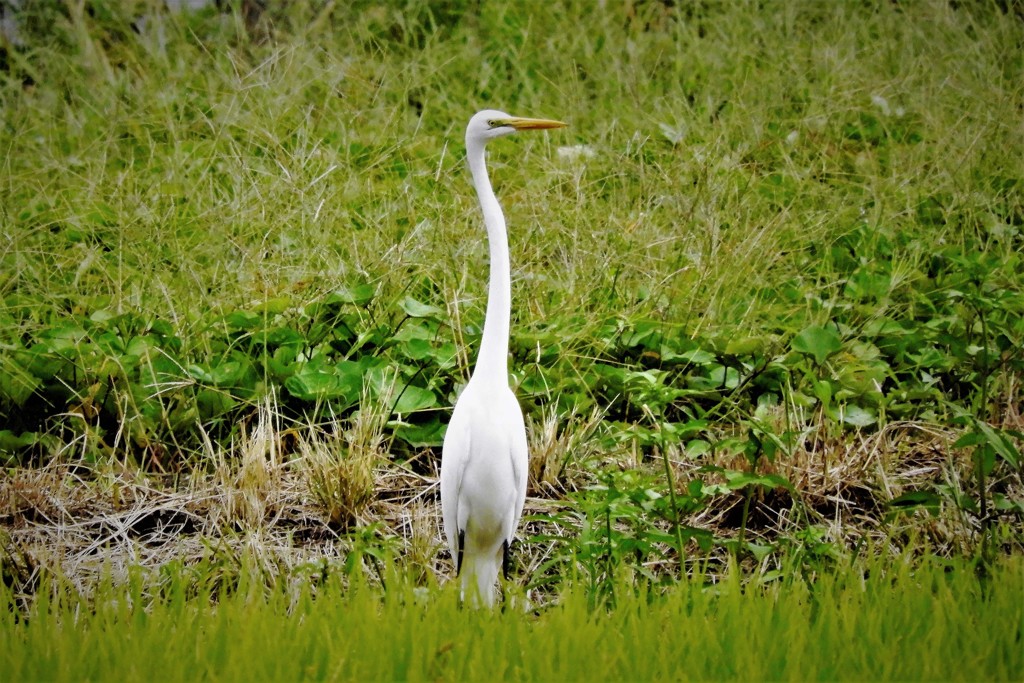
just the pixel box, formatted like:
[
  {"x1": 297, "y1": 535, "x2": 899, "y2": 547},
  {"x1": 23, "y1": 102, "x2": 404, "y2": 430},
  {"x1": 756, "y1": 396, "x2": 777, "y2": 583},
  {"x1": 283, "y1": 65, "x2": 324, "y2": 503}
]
[
  {"x1": 0, "y1": 1, "x2": 1023, "y2": 678},
  {"x1": 3, "y1": 555, "x2": 1021, "y2": 682},
  {"x1": 3, "y1": 3, "x2": 1019, "y2": 337}
]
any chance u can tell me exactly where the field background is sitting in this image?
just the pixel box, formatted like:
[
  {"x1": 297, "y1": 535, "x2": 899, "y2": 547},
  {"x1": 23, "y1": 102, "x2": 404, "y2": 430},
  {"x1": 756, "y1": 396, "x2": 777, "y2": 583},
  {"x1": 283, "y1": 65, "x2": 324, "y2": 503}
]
[{"x1": 1, "y1": 2, "x2": 1022, "y2": 669}]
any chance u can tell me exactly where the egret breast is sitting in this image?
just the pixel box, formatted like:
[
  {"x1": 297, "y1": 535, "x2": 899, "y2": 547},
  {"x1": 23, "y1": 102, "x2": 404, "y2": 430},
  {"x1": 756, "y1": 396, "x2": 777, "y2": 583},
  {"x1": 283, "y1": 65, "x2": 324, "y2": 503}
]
[{"x1": 459, "y1": 426, "x2": 518, "y2": 550}]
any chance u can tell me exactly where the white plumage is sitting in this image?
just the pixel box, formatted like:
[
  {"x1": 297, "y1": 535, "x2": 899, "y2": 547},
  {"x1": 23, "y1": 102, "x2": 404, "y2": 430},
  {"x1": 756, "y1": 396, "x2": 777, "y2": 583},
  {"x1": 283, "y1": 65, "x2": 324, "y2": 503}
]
[{"x1": 440, "y1": 110, "x2": 566, "y2": 606}]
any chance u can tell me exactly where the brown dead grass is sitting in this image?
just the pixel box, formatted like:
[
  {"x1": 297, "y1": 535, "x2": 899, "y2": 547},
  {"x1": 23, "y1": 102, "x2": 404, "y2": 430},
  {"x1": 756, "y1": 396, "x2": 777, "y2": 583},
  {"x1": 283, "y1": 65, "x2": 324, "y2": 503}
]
[
  {"x1": 1, "y1": 416, "x2": 1021, "y2": 597},
  {"x1": 0, "y1": 436, "x2": 443, "y2": 597}
]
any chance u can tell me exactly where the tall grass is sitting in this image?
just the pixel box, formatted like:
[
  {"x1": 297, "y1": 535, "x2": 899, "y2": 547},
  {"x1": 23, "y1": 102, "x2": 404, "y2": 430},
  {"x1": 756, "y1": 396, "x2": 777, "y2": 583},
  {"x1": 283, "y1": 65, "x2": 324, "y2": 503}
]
[
  {"x1": 1, "y1": 0, "x2": 1022, "y2": 619},
  {"x1": 4, "y1": 1, "x2": 1020, "y2": 333},
  {"x1": 2, "y1": 556, "x2": 1020, "y2": 682}
]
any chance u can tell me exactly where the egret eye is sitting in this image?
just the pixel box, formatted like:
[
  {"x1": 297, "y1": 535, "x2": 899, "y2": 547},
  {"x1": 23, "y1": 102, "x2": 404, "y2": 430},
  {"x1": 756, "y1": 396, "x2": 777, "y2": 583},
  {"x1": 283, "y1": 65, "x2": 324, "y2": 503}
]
[{"x1": 487, "y1": 119, "x2": 499, "y2": 128}]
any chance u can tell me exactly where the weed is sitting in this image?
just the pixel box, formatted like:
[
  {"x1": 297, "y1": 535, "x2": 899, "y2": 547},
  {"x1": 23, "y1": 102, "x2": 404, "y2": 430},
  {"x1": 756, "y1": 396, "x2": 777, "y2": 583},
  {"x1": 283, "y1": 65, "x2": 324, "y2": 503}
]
[
  {"x1": 2, "y1": 555, "x2": 1022, "y2": 682},
  {"x1": 0, "y1": 0, "x2": 1022, "y2": 609},
  {"x1": 300, "y1": 389, "x2": 390, "y2": 530}
]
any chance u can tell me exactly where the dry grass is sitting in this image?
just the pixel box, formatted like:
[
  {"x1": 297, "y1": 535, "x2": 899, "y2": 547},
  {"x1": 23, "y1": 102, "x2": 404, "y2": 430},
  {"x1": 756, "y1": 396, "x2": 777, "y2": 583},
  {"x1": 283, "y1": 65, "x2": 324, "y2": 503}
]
[
  {"x1": 0, "y1": 395, "x2": 441, "y2": 596},
  {"x1": 675, "y1": 417, "x2": 1024, "y2": 568},
  {"x1": 526, "y1": 404, "x2": 606, "y2": 495},
  {"x1": 298, "y1": 392, "x2": 387, "y2": 530},
  {"x1": 3, "y1": 411, "x2": 1018, "y2": 599}
]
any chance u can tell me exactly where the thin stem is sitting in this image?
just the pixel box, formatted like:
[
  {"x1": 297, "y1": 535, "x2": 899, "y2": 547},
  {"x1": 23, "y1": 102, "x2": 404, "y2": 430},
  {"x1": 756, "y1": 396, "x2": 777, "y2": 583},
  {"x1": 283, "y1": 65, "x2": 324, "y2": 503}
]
[
  {"x1": 975, "y1": 304, "x2": 990, "y2": 565},
  {"x1": 644, "y1": 405, "x2": 687, "y2": 570}
]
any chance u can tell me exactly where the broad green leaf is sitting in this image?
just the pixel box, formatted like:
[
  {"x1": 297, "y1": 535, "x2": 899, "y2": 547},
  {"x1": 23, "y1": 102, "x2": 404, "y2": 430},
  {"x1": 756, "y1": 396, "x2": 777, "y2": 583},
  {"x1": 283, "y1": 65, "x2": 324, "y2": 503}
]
[
  {"x1": 746, "y1": 542, "x2": 774, "y2": 562},
  {"x1": 189, "y1": 359, "x2": 251, "y2": 387},
  {"x1": 723, "y1": 470, "x2": 794, "y2": 491},
  {"x1": 222, "y1": 311, "x2": 260, "y2": 331},
  {"x1": 837, "y1": 363, "x2": 887, "y2": 399},
  {"x1": 89, "y1": 309, "x2": 117, "y2": 324},
  {"x1": 254, "y1": 326, "x2": 304, "y2": 347},
  {"x1": 433, "y1": 342, "x2": 459, "y2": 369},
  {"x1": 284, "y1": 363, "x2": 360, "y2": 404},
  {"x1": 992, "y1": 494, "x2": 1024, "y2": 513},
  {"x1": 0, "y1": 429, "x2": 39, "y2": 451},
  {"x1": 94, "y1": 331, "x2": 125, "y2": 355},
  {"x1": 45, "y1": 325, "x2": 89, "y2": 343},
  {"x1": 284, "y1": 371, "x2": 339, "y2": 400},
  {"x1": 391, "y1": 384, "x2": 438, "y2": 414},
  {"x1": 724, "y1": 336, "x2": 764, "y2": 356},
  {"x1": 0, "y1": 357, "x2": 41, "y2": 404},
  {"x1": 186, "y1": 364, "x2": 217, "y2": 385},
  {"x1": 394, "y1": 320, "x2": 435, "y2": 342},
  {"x1": 334, "y1": 360, "x2": 367, "y2": 386},
  {"x1": 979, "y1": 444, "x2": 997, "y2": 476},
  {"x1": 842, "y1": 404, "x2": 877, "y2": 428},
  {"x1": 665, "y1": 347, "x2": 715, "y2": 365},
  {"x1": 196, "y1": 389, "x2": 235, "y2": 419},
  {"x1": 253, "y1": 297, "x2": 292, "y2": 315},
  {"x1": 401, "y1": 337, "x2": 436, "y2": 361},
  {"x1": 391, "y1": 416, "x2": 446, "y2": 447},
  {"x1": 972, "y1": 421, "x2": 1021, "y2": 469},
  {"x1": 708, "y1": 365, "x2": 740, "y2": 389},
  {"x1": 208, "y1": 360, "x2": 249, "y2": 387},
  {"x1": 758, "y1": 569, "x2": 786, "y2": 584},
  {"x1": 125, "y1": 336, "x2": 159, "y2": 358},
  {"x1": 150, "y1": 319, "x2": 175, "y2": 337},
  {"x1": 953, "y1": 431, "x2": 987, "y2": 449},
  {"x1": 811, "y1": 380, "x2": 833, "y2": 407},
  {"x1": 792, "y1": 325, "x2": 842, "y2": 364},
  {"x1": 888, "y1": 490, "x2": 941, "y2": 515},
  {"x1": 399, "y1": 296, "x2": 442, "y2": 319},
  {"x1": 685, "y1": 439, "x2": 711, "y2": 457},
  {"x1": 330, "y1": 283, "x2": 377, "y2": 306}
]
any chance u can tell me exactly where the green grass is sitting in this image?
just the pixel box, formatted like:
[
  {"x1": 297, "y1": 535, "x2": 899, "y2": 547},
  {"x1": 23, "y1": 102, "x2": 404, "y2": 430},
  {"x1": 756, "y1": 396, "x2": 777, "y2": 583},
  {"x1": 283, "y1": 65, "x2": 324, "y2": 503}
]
[
  {"x1": 2, "y1": 1, "x2": 1021, "y2": 452},
  {"x1": 3, "y1": 556, "x2": 1021, "y2": 682},
  {"x1": 0, "y1": 2, "x2": 1023, "y2": 678}
]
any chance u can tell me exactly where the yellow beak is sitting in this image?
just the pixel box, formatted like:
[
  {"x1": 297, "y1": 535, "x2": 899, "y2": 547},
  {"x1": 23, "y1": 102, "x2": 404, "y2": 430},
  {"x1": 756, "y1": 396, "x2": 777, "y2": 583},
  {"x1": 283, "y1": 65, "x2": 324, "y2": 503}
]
[{"x1": 501, "y1": 116, "x2": 568, "y2": 131}]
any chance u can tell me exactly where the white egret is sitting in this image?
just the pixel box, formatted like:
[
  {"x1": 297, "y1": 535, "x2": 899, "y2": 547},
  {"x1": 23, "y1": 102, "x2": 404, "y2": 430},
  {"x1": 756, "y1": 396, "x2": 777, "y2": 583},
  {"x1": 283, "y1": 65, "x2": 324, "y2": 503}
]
[{"x1": 440, "y1": 110, "x2": 566, "y2": 607}]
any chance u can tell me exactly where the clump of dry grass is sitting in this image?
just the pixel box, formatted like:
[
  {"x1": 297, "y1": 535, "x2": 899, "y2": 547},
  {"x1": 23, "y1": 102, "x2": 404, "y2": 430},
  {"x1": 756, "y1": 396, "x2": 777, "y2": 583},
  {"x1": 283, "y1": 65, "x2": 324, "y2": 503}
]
[
  {"x1": 671, "y1": 416, "x2": 1021, "y2": 561},
  {"x1": 0, "y1": 389, "x2": 428, "y2": 597},
  {"x1": 225, "y1": 395, "x2": 285, "y2": 528},
  {"x1": 526, "y1": 405, "x2": 606, "y2": 494},
  {"x1": 298, "y1": 396, "x2": 387, "y2": 530}
]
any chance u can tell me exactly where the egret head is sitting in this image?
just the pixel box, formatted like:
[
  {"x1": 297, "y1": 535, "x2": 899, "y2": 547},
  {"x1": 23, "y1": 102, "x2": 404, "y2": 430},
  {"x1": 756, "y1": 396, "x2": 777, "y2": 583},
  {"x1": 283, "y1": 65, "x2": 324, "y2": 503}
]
[{"x1": 466, "y1": 109, "x2": 567, "y2": 146}]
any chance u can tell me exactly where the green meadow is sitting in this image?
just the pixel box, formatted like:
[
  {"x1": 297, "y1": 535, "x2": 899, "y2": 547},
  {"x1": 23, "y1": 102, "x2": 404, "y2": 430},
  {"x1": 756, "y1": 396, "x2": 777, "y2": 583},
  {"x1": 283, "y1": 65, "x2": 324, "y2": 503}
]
[
  {"x1": 1, "y1": 1, "x2": 1022, "y2": 680},
  {"x1": 3, "y1": 557, "x2": 1022, "y2": 682}
]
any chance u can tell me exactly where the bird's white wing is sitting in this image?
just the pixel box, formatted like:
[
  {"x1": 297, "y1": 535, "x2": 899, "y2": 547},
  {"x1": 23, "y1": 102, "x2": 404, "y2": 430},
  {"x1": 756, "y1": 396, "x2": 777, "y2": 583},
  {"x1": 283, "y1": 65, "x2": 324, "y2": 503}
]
[
  {"x1": 440, "y1": 398, "x2": 473, "y2": 561},
  {"x1": 506, "y1": 391, "x2": 529, "y2": 541}
]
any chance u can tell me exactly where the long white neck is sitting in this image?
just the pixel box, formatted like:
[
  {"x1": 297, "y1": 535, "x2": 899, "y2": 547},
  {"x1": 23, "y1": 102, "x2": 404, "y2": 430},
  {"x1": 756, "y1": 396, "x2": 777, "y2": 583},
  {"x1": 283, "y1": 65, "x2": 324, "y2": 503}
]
[{"x1": 466, "y1": 138, "x2": 511, "y2": 387}]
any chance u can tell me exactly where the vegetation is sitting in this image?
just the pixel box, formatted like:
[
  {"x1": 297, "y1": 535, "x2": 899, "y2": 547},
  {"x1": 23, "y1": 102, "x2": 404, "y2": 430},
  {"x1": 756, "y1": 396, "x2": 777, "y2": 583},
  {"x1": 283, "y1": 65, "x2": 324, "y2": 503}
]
[
  {"x1": 3, "y1": 556, "x2": 1022, "y2": 682},
  {"x1": 0, "y1": 0, "x2": 1022, "y2": 679}
]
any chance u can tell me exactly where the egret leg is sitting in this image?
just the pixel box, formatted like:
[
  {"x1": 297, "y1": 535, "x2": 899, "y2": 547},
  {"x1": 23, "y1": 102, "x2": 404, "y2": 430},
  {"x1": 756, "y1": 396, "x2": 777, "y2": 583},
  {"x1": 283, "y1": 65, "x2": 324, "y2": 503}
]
[{"x1": 456, "y1": 529, "x2": 465, "y2": 576}]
